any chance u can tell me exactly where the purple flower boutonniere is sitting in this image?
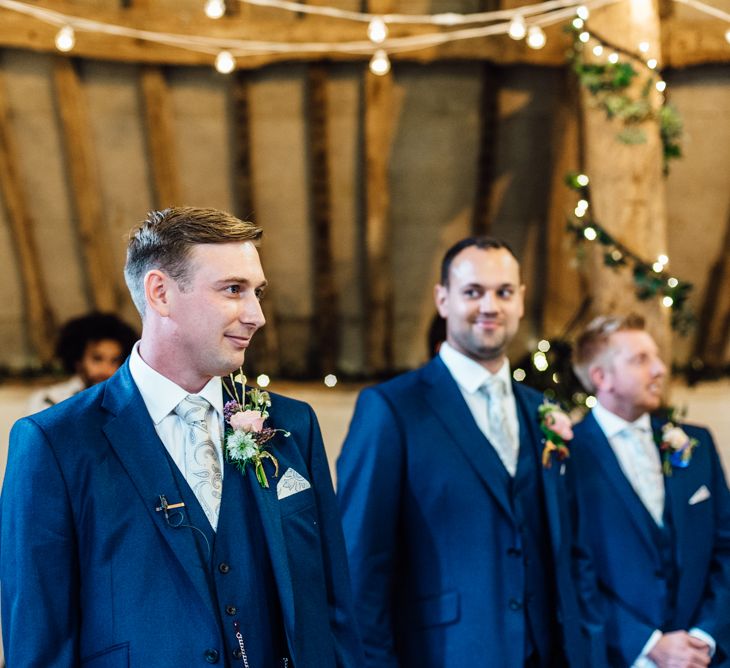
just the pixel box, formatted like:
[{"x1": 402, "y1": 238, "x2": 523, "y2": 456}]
[
  {"x1": 539, "y1": 401, "x2": 573, "y2": 469},
  {"x1": 223, "y1": 371, "x2": 290, "y2": 488},
  {"x1": 658, "y1": 422, "x2": 697, "y2": 476}
]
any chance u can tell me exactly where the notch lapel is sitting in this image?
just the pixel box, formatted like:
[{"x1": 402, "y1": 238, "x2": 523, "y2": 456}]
[
  {"x1": 101, "y1": 364, "x2": 216, "y2": 620},
  {"x1": 422, "y1": 357, "x2": 514, "y2": 521},
  {"x1": 582, "y1": 412, "x2": 661, "y2": 560}
]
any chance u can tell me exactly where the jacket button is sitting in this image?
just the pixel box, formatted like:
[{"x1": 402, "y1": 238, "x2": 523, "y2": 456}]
[
  {"x1": 218, "y1": 562, "x2": 230, "y2": 574},
  {"x1": 232, "y1": 649, "x2": 243, "y2": 659},
  {"x1": 204, "y1": 648, "x2": 219, "y2": 663},
  {"x1": 509, "y1": 598, "x2": 523, "y2": 611},
  {"x1": 226, "y1": 605, "x2": 237, "y2": 616}
]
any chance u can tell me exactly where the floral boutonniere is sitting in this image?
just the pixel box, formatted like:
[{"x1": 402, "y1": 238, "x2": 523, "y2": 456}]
[
  {"x1": 539, "y1": 401, "x2": 573, "y2": 469},
  {"x1": 223, "y1": 370, "x2": 290, "y2": 488},
  {"x1": 658, "y1": 422, "x2": 698, "y2": 476}
]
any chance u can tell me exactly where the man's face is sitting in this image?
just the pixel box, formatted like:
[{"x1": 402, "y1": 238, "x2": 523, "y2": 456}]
[
  {"x1": 594, "y1": 329, "x2": 667, "y2": 421},
  {"x1": 434, "y1": 246, "x2": 524, "y2": 370},
  {"x1": 165, "y1": 241, "x2": 267, "y2": 383},
  {"x1": 77, "y1": 339, "x2": 125, "y2": 387}
]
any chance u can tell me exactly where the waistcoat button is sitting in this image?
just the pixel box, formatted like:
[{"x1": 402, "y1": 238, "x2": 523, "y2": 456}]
[
  {"x1": 218, "y1": 562, "x2": 230, "y2": 574},
  {"x1": 204, "y1": 648, "x2": 220, "y2": 663}
]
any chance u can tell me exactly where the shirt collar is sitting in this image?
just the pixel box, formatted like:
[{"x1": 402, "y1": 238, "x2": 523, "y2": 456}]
[
  {"x1": 129, "y1": 343, "x2": 224, "y2": 425},
  {"x1": 592, "y1": 400, "x2": 651, "y2": 439},
  {"x1": 438, "y1": 341, "x2": 512, "y2": 395}
]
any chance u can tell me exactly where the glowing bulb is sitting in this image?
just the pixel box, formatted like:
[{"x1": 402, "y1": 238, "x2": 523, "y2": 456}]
[
  {"x1": 55, "y1": 25, "x2": 75, "y2": 52},
  {"x1": 592, "y1": 44, "x2": 604, "y2": 56},
  {"x1": 537, "y1": 339, "x2": 551, "y2": 353},
  {"x1": 204, "y1": 0, "x2": 226, "y2": 19},
  {"x1": 726, "y1": 29, "x2": 730, "y2": 44},
  {"x1": 367, "y1": 17, "x2": 388, "y2": 44},
  {"x1": 369, "y1": 49, "x2": 391, "y2": 76},
  {"x1": 256, "y1": 373, "x2": 271, "y2": 387},
  {"x1": 652, "y1": 261, "x2": 664, "y2": 273},
  {"x1": 508, "y1": 15, "x2": 527, "y2": 40},
  {"x1": 656, "y1": 80, "x2": 667, "y2": 92},
  {"x1": 662, "y1": 296, "x2": 674, "y2": 308},
  {"x1": 667, "y1": 277, "x2": 679, "y2": 288},
  {"x1": 638, "y1": 41, "x2": 650, "y2": 53},
  {"x1": 533, "y1": 351, "x2": 549, "y2": 371},
  {"x1": 434, "y1": 13, "x2": 460, "y2": 26},
  {"x1": 572, "y1": 18, "x2": 584, "y2": 29},
  {"x1": 647, "y1": 58, "x2": 658, "y2": 69},
  {"x1": 611, "y1": 249, "x2": 623, "y2": 261},
  {"x1": 513, "y1": 368, "x2": 527, "y2": 382},
  {"x1": 658, "y1": 253, "x2": 669, "y2": 265},
  {"x1": 527, "y1": 26, "x2": 546, "y2": 50},
  {"x1": 574, "y1": 206, "x2": 586, "y2": 218},
  {"x1": 215, "y1": 51, "x2": 235, "y2": 74},
  {"x1": 576, "y1": 5, "x2": 590, "y2": 20},
  {"x1": 324, "y1": 374, "x2": 338, "y2": 388},
  {"x1": 579, "y1": 31, "x2": 590, "y2": 43},
  {"x1": 585, "y1": 395, "x2": 597, "y2": 408},
  {"x1": 608, "y1": 52, "x2": 619, "y2": 64},
  {"x1": 576, "y1": 173, "x2": 589, "y2": 186},
  {"x1": 578, "y1": 199, "x2": 589, "y2": 209},
  {"x1": 584, "y1": 227, "x2": 597, "y2": 241},
  {"x1": 552, "y1": 372, "x2": 560, "y2": 384}
]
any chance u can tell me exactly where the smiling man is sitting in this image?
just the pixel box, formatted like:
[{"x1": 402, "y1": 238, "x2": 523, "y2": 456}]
[
  {"x1": 571, "y1": 314, "x2": 730, "y2": 668},
  {"x1": 1, "y1": 207, "x2": 363, "y2": 667},
  {"x1": 337, "y1": 236, "x2": 603, "y2": 668}
]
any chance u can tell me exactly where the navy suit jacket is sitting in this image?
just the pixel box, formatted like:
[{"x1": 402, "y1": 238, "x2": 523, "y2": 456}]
[
  {"x1": 571, "y1": 412, "x2": 730, "y2": 666},
  {"x1": 0, "y1": 362, "x2": 363, "y2": 667},
  {"x1": 337, "y1": 356, "x2": 604, "y2": 668}
]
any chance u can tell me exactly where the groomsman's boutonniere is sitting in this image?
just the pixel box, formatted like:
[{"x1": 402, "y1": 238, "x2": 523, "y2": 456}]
[
  {"x1": 658, "y1": 422, "x2": 698, "y2": 476},
  {"x1": 223, "y1": 371, "x2": 290, "y2": 488},
  {"x1": 538, "y1": 401, "x2": 573, "y2": 469}
]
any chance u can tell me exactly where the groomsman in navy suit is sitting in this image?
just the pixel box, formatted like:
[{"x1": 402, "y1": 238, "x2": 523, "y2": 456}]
[
  {"x1": 1, "y1": 207, "x2": 363, "y2": 667},
  {"x1": 337, "y1": 237, "x2": 604, "y2": 667},
  {"x1": 572, "y1": 314, "x2": 730, "y2": 667}
]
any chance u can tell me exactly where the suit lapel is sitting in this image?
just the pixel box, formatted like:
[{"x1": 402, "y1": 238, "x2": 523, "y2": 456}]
[
  {"x1": 101, "y1": 364, "x2": 216, "y2": 620},
  {"x1": 583, "y1": 412, "x2": 661, "y2": 559},
  {"x1": 422, "y1": 357, "x2": 514, "y2": 521}
]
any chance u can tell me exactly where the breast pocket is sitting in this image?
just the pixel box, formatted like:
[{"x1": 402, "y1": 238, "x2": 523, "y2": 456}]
[{"x1": 279, "y1": 486, "x2": 316, "y2": 518}]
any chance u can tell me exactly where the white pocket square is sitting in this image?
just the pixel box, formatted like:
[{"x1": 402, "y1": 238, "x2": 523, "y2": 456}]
[
  {"x1": 688, "y1": 485, "x2": 711, "y2": 505},
  {"x1": 276, "y1": 467, "x2": 311, "y2": 500}
]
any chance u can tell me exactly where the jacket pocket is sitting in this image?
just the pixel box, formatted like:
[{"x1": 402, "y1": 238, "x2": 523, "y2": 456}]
[
  {"x1": 412, "y1": 590, "x2": 460, "y2": 629},
  {"x1": 81, "y1": 642, "x2": 130, "y2": 668}
]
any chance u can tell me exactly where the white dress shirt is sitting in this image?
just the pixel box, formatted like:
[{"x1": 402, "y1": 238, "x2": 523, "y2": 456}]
[
  {"x1": 591, "y1": 401, "x2": 715, "y2": 666},
  {"x1": 439, "y1": 342, "x2": 519, "y2": 474},
  {"x1": 129, "y1": 344, "x2": 225, "y2": 481}
]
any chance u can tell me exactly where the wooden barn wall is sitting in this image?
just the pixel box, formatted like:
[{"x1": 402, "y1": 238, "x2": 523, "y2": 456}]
[{"x1": 0, "y1": 45, "x2": 728, "y2": 376}]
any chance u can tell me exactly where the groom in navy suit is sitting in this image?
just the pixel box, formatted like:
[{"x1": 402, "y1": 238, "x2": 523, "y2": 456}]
[
  {"x1": 571, "y1": 314, "x2": 730, "y2": 667},
  {"x1": 0, "y1": 207, "x2": 362, "y2": 667},
  {"x1": 337, "y1": 237, "x2": 603, "y2": 667}
]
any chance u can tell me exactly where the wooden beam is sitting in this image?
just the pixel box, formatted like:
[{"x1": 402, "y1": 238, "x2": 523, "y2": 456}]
[
  {"x1": 53, "y1": 56, "x2": 121, "y2": 312},
  {"x1": 139, "y1": 65, "x2": 181, "y2": 207},
  {"x1": 306, "y1": 63, "x2": 339, "y2": 374},
  {"x1": 0, "y1": 68, "x2": 56, "y2": 362},
  {"x1": 471, "y1": 63, "x2": 500, "y2": 235},
  {"x1": 0, "y1": 1, "x2": 572, "y2": 67}
]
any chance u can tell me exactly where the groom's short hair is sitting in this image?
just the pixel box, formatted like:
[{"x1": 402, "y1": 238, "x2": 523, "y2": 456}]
[
  {"x1": 124, "y1": 207, "x2": 262, "y2": 316},
  {"x1": 572, "y1": 313, "x2": 647, "y2": 392},
  {"x1": 439, "y1": 237, "x2": 518, "y2": 287}
]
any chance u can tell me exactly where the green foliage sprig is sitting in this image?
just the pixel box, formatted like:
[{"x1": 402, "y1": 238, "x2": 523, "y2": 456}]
[{"x1": 564, "y1": 171, "x2": 695, "y2": 334}]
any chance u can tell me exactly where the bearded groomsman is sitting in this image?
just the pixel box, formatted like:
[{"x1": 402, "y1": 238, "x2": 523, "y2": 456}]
[
  {"x1": 572, "y1": 314, "x2": 730, "y2": 667},
  {"x1": 338, "y1": 236, "x2": 605, "y2": 668}
]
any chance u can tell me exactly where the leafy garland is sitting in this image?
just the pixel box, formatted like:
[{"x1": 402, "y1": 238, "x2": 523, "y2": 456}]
[
  {"x1": 567, "y1": 24, "x2": 683, "y2": 173},
  {"x1": 564, "y1": 171, "x2": 695, "y2": 334}
]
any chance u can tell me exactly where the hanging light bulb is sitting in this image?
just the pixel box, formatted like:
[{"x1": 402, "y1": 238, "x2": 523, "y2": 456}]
[
  {"x1": 592, "y1": 44, "x2": 604, "y2": 56},
  {"x1": 508, "y1": 15, "x2": 527, "y2": 40},
  {"x1": 608, "y1": 52, "x2": 619, "y2": 64},
  {"x1": 526, "y1": 25, "x2": 546, "y2": 49},
  {"x1": 656, "y1": 80, "x2": 667, "y2": 92},
  {"x1": 576, "y1": 5, "x2": 590, "y2": 20},
  {"x1": 215, "y1": 51, "x2": 235, "y2": 74},
  {"x1": 369, "y1": 49, "x2": 391, "y2": 76},
  {"x1": 638, "y1": 40, "x2": 650, "y2": 53},
  {"x1": 725, "y1": 29, "x2": 730, "y2": 44},
  {"x1": 647, "y1": 58, "x2": 658, "y2": 69},
  {"x1": 572, "y1": 17, "x2": 584, "y2": 29},
  {"x1": 204, "y1": 0, "x2": 226, "y2": 19},
  {"x1": 367, "y1": 17, "x2": 388, "y2": 44},
  {"x1": 578, "y1": 31, "x2": 590, "y2": 43},
  {"x1": 55, "y1": 25, "x2": 76, "y2": 52},
  {"x1": 576, "y1": 173, "x2": 590, "y2": 187}
]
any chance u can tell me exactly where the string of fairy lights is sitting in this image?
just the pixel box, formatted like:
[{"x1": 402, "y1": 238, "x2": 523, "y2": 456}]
[{"x1": 0, "y1": 0, "x2": 727, "y2": 76}]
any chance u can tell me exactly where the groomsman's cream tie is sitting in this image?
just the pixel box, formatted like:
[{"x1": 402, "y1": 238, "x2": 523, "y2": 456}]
[
  {"x1": 175, "y1": 394, "x2": 223, "y2": 530},
  {"x1": 482, "y1": 376, "x2": 518, "y2": 476},
  {"x1": 625, "y1": 424, "x2": 665, "y2": 526}
]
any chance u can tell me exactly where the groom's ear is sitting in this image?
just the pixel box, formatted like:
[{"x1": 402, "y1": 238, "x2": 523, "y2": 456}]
[
  {"x1": 589, "y1": 363, "x2": 607, "y2": 394},
  {"x1": 144, "y1": 269, "x2": 173, "y2": 317}
]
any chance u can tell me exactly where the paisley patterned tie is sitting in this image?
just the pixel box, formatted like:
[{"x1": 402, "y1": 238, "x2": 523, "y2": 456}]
[{"x1": 482, "y1": 376, "x2": 518, "y2": 477}]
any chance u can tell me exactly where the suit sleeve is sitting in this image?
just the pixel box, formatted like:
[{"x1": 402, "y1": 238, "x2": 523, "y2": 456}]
[
  {"x1": 336, "y1": 388, "x2": 404, "y2": 668},
  {"x1": 303, "y1": 404, "x2": 365, "y2": 667},
  {"x1": 0, "y1": 417, "x2": 81, "y2": 667},
  {"x1": 690, "y1": 430, "x2": 730, "y2": 660}
]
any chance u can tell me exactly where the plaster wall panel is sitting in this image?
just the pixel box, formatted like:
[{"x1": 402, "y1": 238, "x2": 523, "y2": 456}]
[{"x1": 0, "y1": 198, "x2": 27, "y2": 366}]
